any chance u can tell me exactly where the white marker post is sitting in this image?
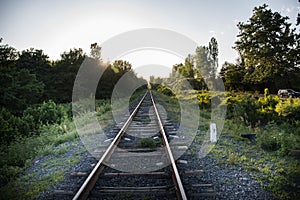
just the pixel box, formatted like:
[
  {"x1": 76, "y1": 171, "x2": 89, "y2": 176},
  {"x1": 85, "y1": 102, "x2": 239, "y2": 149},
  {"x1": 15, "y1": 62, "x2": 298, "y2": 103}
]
[{"x1": 210, "y1": 123, "x2": 217, "y2": 143}]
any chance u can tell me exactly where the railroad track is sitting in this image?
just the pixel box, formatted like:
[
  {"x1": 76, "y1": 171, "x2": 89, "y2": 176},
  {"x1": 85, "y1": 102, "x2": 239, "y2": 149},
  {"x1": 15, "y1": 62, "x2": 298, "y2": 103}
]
[{"x1": 56, "y1": 90, "x2": 215, "y2": 200}]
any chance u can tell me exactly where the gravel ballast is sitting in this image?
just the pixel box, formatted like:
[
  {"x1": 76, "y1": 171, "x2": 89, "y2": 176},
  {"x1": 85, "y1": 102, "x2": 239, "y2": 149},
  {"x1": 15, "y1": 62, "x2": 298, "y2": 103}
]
[
  {"x1": 31, "y1": 129, "x2": 276, "y2": 199},
  {"x1": 25, "y1": 94, "x2": 276, "y2": 199}
]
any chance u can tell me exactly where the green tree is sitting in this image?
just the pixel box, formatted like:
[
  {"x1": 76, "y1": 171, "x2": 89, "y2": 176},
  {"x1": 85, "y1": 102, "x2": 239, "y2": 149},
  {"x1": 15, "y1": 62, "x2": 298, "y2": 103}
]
[
  {"x1": 0, "y1": 41, "x2": 45, "y2": 113},
  {"x1": 16, "y1": 48, "x2": 51, "y2": 78},
  {"x1": 171, "y1": 63, "x2": 184, "y2": 78},
  {"x1": 112, "y1": 60, "x2": 132, "y2": 72},
  {"x1": 170, "y1": 55, "x2": 194, "y2": 79},
  {"x1": 194, "y1": 46, "x2": 211, "y2": 79},
  {"x1": 0, "y1": 38, "x2": 18, "y2": 67},
  {"x1": 15, "y1": 48, "x2": 53, "y2": 102},
  {"x1": 57, "y1": 48, "x2": 86, "y2": 66},
  {"x1": 219, "y1": 61, "x2": 245, "y2": 91},
  {"x1": 0, "y1": 68, "x2": 44, "y2": 114},
  {"x1": 208, "y1": 37, "x2": 218, "y2": 76},
  {"x1": 50, "y1": 48, "x2": 86, "y2": 102},
  {"x1": 90, "y1": 43, "x2": 102, "y2": 60},
  {"x1": 0, "y1": 107, "x2": 31, "y2": 144},
  {"x1": 195, "y1": 37, "x2": 219, "y2": 79},
  {"x1": 234, "y1": 4, "x2": 298, "y2": 92},
  {"x1": 183, "y1": 54, "x2": 194, "y2": 78}
]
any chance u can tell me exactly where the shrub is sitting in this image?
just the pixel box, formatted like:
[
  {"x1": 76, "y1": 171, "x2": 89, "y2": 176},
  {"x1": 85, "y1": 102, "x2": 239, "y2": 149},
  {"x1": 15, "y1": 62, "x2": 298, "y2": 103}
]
[
  {"x1": 226, "y1": 150, "x2": 247, "y2": 165},
  {"x1": 275, "y1": 98, "x2": 300, "y2": 122},
  {"x1": 96, "y1": 100, "x2": 111, "y2": 114},
  {"x1": 196, "y1": 91, "x2": 211, "y2": 108},
  {"x1": 0, "y1": 119, "x2": 77, "y2": 188},
  {"x1": 257, "y1": 123, "x2": 300, "y2": 155},
  {"x1": 222, "y1": 91, "x2": 283, "y2": 127},
  {"x1": 23, "y1": 100, "x2": 69, "y2": 127},
  {"x1": 222, "y1": 94, "x2": 260, "y2": 127},
  {"x1": 0, "y1": 107, "x2": 30, "y2": 144},
  {"x1": 258, "y1": 89, "x2": 280, "y2": 111},
  {"x1": 257, "y1": 94, "x2": 281, "y2": 124},
  {"x1": 157, "y1": 85, "x2": 175, "y2": 97},
  {"x1": 259, "y1": 131, "x2": 281, "y2": 151}
]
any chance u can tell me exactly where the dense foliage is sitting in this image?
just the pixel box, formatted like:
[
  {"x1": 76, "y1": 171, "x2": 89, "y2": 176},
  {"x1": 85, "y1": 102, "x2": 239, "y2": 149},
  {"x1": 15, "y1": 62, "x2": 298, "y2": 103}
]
[
  {"x1": 0, "y1": 41, "x2": 145, "y2": 113},
  {"x1": 220, "y1": 4, "x2": 300, "y2": 93},
  {"x1": 0, "y1": 41, "x2": 145, "y2": 144},
  {"x1": 0, "y1": 99, "x2": 112, "y2": 196},
  {"x1": 151, "y1": 5, "x2": 299, "y2": 94}
]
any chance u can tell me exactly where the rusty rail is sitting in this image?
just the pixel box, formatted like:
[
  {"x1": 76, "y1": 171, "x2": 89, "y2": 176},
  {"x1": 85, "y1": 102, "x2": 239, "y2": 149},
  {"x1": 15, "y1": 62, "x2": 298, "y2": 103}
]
[
  {"x1": 149, "y1": 90, "x2": 187, "y2": 200},
  {"x1": 73, "y1": 91, "x2": 148, "y2": 200}
]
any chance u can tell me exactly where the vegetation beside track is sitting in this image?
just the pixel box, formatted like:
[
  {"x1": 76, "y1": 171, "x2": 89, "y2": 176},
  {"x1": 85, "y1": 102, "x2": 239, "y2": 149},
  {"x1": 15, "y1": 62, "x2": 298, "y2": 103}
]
[
  {"x1": 0, "y1": 99, "x2": 111, "y2": 199},
  {"x1": 0, "y1": 88, "x2": 148, "y2": 200},
  {"x1": 155, "y1": 90, "x2": 300, "y2": 200}
]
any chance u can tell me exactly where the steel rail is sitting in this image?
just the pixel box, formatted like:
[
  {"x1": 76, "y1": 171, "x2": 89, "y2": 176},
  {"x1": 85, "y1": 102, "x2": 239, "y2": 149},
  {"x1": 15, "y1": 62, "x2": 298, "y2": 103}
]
[
  {"x1": 149, "y1": 91, "x2": 187, "y2": 200},
  {"x1": 73, "y1": 91, "x2": 148, "y2": 200}
]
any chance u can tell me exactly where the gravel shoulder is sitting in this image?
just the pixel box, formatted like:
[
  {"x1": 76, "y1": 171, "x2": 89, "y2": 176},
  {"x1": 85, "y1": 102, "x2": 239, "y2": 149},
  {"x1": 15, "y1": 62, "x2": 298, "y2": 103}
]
[{"x1": 26, "y1": 131, "x2": 276, "y2": 200}]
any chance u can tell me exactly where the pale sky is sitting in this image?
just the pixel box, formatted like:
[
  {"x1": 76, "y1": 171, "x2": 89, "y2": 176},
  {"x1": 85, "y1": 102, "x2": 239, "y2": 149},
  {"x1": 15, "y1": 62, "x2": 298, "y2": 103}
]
[{"x1": 0, "y1": 0, "x2": 299, "y2": 78}]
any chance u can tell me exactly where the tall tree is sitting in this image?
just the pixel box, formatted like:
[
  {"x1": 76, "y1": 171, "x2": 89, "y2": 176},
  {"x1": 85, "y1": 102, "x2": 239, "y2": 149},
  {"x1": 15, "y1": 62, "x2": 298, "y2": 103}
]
[
  {"x1": 90, "y1": 43, "x2": 102, "y2": 60},
  {"x1": 0, "y1": 68, "x2": 44, "y2": 114},
  {"x1": 0, "y1": 41, "x2": 45, "y2": 113},
  {"x1": 57, "y1": 48, "x2": 86, "y2": 66},
  {"x1": 15, "y1": 48, "x2": 52, "y2": 101},
  {"x1": 208, "y1": 37, "x2": 218, "y2": 76},
  {"x1": 16, "y1": 48, "x2": 50, "y2": 75},
  {"x1": 112, "y1": 60, "x2": 132, "y2": 72},
  {"x1": 234, "y1": 4, "x2": 298, "y2": 92},
  {"x1": 184, "y1": 54, "x2": 195, "y2": 78},
  {"x1": 0, "y1": 38, "x2": 18, "y2": 67},
  {"x1": 50, "y1": 48, "x2": 86, "y2": 102},
  {"x1": 194, "y1": 46, "x2": 211, "y2": 79},
  {"x1": 219, "y1": 61, "x2": 245, "y2": 91}
]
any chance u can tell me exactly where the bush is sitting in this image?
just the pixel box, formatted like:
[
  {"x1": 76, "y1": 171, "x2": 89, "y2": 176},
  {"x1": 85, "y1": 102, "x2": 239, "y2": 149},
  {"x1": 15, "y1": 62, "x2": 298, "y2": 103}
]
[
  {"x1": 258, "y1": 89, "x2": 280, "y2": 111},
  {"x1": 275, "y1": 98, "x2": 300, "y2": 122},
  {"x1": 95, "y1": 100, "x2": 111, "y2": 114},
  {"x1": 0, "y1": 119, "x2": 76, "y2": 188},
  {"x1": 257, "y1": 94, "x2": 281, "y2": 124},
  {"x1": 23, "y1": 100, "x2": 69, "y2": 127},
  {"x1": 257, "y1": 122, "x2": 300, "y2": 155},
  {"x1": 196, "y1": 91, "x2": 211, "y2": 108},
  {"x1": 157, "y1": 85, "x2": 175, "y2": 97},
  {"x1": 222, "y1": 94, "x2": 260, "y2": 126},
  {"x1": 0, "y1": 107, "x2": 31, "y2": 144},
  {"x1": 222, "y1": 91, "x2": 282, "y2": 126},
  {"x1": 0, "y1": 101, "x2": 71, "y2": 144},
  {"x1": 259, "y1": 130, "x2": 282, "y2": 151}
]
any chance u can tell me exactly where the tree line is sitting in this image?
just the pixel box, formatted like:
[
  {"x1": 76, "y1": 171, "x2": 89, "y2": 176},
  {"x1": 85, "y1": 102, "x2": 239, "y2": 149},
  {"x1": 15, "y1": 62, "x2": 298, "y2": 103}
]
[
  {"x1": 1, "y1": 4, "x2": 299, "y2": 116},
  {"x1": 0, "y1": 41, "x2": 145, "y2": 116},
  {"x1": 151, "y1": 4, "x2": 300, "y2": 94}
]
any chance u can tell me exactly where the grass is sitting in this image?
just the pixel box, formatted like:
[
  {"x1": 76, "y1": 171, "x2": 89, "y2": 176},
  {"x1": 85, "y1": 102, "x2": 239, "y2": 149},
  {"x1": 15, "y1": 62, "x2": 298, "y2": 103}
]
[
  {"x1": 155, "y1": 90, "x2": 300, "y2": 200},
  {"x1": 0, "y1": 98, "x2": 115, "y2": 200},
  {"x1": 152, "y1": 91, "x2": 181, "y2": 121},
  {"x1": 208, "y1": 120, "x2": 300, "y2": 199},
  {"x1": 0, "y1": 118, "x2": 80, "y2": 199},
  {"x1": 0, "y1": 169, "x2": 65, "y2": 200}
]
